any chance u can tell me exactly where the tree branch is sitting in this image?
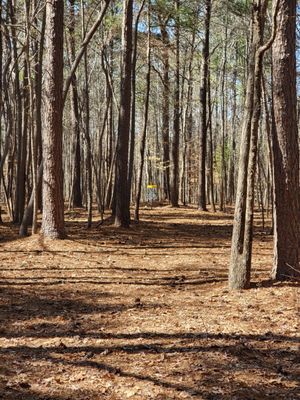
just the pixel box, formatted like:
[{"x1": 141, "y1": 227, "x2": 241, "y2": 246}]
[
  {"x1": 63, "y1": 0, "x2": 111, "y2": 105},
  {"x1": 258, "y1": 0, "x2": 280, "y2": 56}
]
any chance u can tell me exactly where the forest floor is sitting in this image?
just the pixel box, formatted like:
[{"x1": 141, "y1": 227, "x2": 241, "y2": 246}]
[{"x1": 0, "y1": 205, "x2": 299, "y2": 400}]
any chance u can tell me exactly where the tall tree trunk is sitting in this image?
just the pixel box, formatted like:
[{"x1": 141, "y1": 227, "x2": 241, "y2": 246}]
[
  {"x1": 114, "y1": 0, "x2": 133, "y2": 227},
  {"x1": 170, "y1": 0, "x2": 180, "y2": 207},
  {"x1": 42, "y1": 0, "x2": 65, "y2": 239},
  {"x1": 0, "y1": 0, "x2": 2, "y2": 216},
  {"x1": 272, "y1": 0, "x2": 300, "y2": 280},
  {"x1": 219, "y1": 7, "x2": 228, "y2": 212},
  {"x1": 207, "y1": 68, "x2": 216, "y2": 212},
  {"x1": 9, "y1": 0, "x2": 23, "y2": 223},
  {"x1": 24, "y1": 0, "x2": 38, "y2": 234},
  {"x1": 35, "y1": 6, "x2": 46, "y2": 212},
  {"x1": 134, "y1": 1, "x2": 151, "y2": 221},
  {"x1": 19, "y1": 62, "x2": 28, "y2": 224},
  {"x1": 19, "y1": 8, "x2": 46, "y2": 236},
  {"x1": 228, "y1": 45, "x2": 238, "y2": 205},
  {"x1": 2, "y1": 23, "x2": 14, "y2": 221},
  {"x1": 198, "y1": 0, "x2": 211, "y2": 211},
  {"x1": 128, "y1": 0, "x2": 145, "y2": 209},
  {"x1": 81, "y1": 0, "x2": 93, "y2": 228},
  {"x1": 160, "y1": 21, "x2": 170, "y2": 201},
  {"x1": 229, "y1": 1, "x2": 269, "y2": 289},
  {"x1": 181, "y1": 29, "x2": 196, "y2": 206},
  {"x1": 68, "y1": 0, "x2": 83, "y2": 208},
  {"x1": 262, "y1": 75, "x2": 274, "y2": 229}
]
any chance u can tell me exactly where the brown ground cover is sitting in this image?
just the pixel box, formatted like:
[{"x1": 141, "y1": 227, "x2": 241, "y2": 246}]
[{"x1": 0, "y1": 206, "x2": 299, "y2": 399}]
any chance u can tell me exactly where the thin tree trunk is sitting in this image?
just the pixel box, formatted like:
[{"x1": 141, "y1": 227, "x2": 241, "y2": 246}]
[
  {"x1": 207, "y1": 68, "x2": 216, "y2": 212},
  {"x1": 229, "y1": 1, "x2": 271, "y2": 289},
  {"x1": 170, "y1": 0, "x2": 180, "y2": 207},
  {"x1": 69, "y1": 0, "x2": 83, "y2": 208},
  {"x1": 81, "y1": 0, "x2": 93, "y2": 228},
  {"x1": 35, "y1": 6, "x2": 46, "y2": 212},
  {"x1": 128, "y1": 0, "x2": 145, "y2": 208},
  {"x1": 219, "y1": 9, "x2": 228, "y2": 213},
  {"x1": 24, "y1": 0, "x2": 38, "y2": 234},
  {"x1": 228, "y1": 45, "x2": 238, "y2": 205},
  {"x1": 9, "y1": 0, "x2": 23, "y2": 223},
  {"x1": 262, "y1": 74, "x2": 274, "y2": 231},
  {"x1": 198, "y1": 0, "x2": 211, "y2": 211},
  {"x1": 134, "y1": 1, "x2": 151, "y2": 221},
  {"x1": 160, "y1": 20, "x2": 171, "y2": 201}
]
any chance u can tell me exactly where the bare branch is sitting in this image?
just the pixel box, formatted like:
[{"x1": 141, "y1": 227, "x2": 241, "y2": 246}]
[{"x1": 63, "y1": 0, "x2": 111, "y2": 105}]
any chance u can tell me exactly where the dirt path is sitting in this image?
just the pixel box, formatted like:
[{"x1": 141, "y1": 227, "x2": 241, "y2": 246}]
[{"x1": 0, "y1": 206, "x2": 299, "y2": 399}]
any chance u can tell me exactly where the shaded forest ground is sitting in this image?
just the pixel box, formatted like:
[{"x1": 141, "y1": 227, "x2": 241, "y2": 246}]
[{"x1": 0, "y1": 206, "x2": 299, "y2": 400}]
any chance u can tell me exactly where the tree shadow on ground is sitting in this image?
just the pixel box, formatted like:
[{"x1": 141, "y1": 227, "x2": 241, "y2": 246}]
[
  {"x1": 0, "y1": 386, "x2": 72, "y2": 400},
  {"x1": 1, "y1": 284, "x2": 298, "y2": 399},
  {"x1": 0, "y1": 284, "x2": 163, "y2": 336},
  {"x1": 140, "y1": 209, "x2": 234, "y2": 221},
  {"x1": 0, "y1": 222, "x2": 21, "y2": 245},
  {"x1": 0, "y1": 205, "x2": 270, "y2": 250},
  {"x1": 0, "y1": 331, "x2": 299, "y2": 399},
  {"x1": 66, "y1": 218, "x2": 234, "y2": 251},
  {"x1": 250, "y1": 279, "x2": 300, "y2": 288},
  {"x1": 1, "y1": 207, "x2": 297, "y2": 399}
]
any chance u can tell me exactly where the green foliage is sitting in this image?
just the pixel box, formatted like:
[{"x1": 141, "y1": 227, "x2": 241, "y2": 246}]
[
  {"x1": 150, "y1": 0, "x2": 201, "y2": 33},
  {"x1": 226, "y1": 0, "x2": 251, "y2": 17},
  {"x1": 103, "y1": 0, "x2": 123, "y2": 33},
  {"x1": 214, "y1": 140, "x2": 232, "y2": 181}
]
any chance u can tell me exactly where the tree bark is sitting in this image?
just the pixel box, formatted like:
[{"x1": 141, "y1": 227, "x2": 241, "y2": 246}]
[
  {"x1": 170, "y1": 0, "x2": 180, "y2": 207},
  {"x1": 198, "y1": 0, "x2": 211, "y2": 211},
  {"x1": 8, "y1": 0, "x2": 23, "y2": 223},
  {"x1": 114, "y1": 0, "x2": 133, "y2": 227},
  {"x1": 134, "y1": 1, "x2": 151, "y2": 221},
  {"x1": 68, "y1": 0, "x2": 83, "y2": 208},
  {"x1": 229, "y1": 1, "x2": 269, "y2": 289},
  {"x1": 128, "y1": 0, "x2": 145, "y2": 210},
  {"x1": 42, "y1": 0, "x2": 65, "y2": 239},
  {"x1": 160, "y1": 20, "x2": 171, "y2": 202},
  {"x1": 272, "y1": 0, "x2": 300, "y2": 280},
  {"x1": 81, "y1": 0, "x2": 93, "y2": 228}
]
